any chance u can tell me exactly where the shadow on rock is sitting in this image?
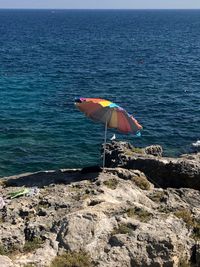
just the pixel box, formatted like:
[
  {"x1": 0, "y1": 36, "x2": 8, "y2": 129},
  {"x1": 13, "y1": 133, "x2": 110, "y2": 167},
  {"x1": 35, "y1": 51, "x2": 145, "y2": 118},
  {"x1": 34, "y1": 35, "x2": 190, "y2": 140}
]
[{"x1": 4, "y1": 167, "x2": 102, "y2": 188}]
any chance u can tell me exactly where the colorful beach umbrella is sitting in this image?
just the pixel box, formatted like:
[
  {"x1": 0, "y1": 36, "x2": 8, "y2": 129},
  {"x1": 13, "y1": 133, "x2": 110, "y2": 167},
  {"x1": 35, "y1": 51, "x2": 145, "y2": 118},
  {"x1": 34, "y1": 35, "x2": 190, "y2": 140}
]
[{"x1": 75, "y1": 97, "x2": 142, "y2": 168}]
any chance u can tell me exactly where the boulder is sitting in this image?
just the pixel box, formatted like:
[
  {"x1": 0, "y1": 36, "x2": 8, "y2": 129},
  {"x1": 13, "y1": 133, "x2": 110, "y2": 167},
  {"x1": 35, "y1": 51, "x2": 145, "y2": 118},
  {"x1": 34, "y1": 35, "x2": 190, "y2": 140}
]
[
  {"x1": 104, "y1": 141, "x2": 200, "y2": 190},
  {"x1": 144, "y1": 145, "x2": 163, "y2": 157}
]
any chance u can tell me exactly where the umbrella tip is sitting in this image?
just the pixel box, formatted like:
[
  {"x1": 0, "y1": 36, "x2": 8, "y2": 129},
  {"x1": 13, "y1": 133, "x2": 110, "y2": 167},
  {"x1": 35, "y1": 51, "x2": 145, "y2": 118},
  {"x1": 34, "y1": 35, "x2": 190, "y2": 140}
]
[{"x1": 136, "y1": 131, "x2": 142, "y2": 137}]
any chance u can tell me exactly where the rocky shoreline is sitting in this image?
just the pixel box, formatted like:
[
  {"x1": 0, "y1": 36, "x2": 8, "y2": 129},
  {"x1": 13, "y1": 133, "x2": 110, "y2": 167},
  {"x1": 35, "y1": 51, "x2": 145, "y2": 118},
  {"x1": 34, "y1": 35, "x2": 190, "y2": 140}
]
[
  {"x1": 104, "y1": 141, "x2": 200, "y2": 190},
  {"x1": 0, "y1": 141, "x2": 200, "y2": 267}
]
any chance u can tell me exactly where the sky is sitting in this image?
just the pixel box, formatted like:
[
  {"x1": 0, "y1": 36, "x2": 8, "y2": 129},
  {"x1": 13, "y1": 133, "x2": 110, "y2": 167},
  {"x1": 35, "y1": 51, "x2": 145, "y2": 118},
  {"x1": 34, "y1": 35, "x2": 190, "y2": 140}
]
[{"x1": 0, "y1": 0, "x2": 199, "y2": 9}]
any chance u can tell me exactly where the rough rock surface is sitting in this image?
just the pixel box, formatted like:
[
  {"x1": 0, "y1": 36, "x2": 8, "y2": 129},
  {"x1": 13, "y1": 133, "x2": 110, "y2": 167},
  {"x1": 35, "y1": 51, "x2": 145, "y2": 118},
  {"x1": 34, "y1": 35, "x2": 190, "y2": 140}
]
[
  {"x1": 144, "y1": 145, "x2": 163, "y2": 157},
  {"x1": 104, "y1": 141, "x2": 200, "y2": 190},
  {"x1": 0, "y1": 168, "x2": 200, "y2": 266},
  {"x1": 0, "y1": 255, "x2": 14, "y2": 267}
]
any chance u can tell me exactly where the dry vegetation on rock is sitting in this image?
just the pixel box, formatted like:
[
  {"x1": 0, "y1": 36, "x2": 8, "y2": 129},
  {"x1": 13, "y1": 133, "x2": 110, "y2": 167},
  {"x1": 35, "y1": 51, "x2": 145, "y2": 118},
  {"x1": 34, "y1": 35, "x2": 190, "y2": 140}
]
[{"x1": 0, "y1": 141, "x2": 200, "y2": 267}]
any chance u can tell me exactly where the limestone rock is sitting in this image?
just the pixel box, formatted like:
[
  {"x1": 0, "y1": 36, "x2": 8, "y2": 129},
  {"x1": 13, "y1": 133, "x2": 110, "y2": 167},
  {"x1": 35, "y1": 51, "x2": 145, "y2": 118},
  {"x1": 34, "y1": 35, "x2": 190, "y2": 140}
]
[
  {"x1": 105, "y1": 141, "x2": 200, "y2": 190},
  {"x1": 0, "y1": 255, "x2": 14, "y2": 267},
  {"x1": 13, "y1": 239, "x2": 58, "y2": 267},
  {"x1": 0, "y1": 167, "x2": 199, "y2": 266},
  {"x1": 57, "y1": 210, "x2": 117, "y2": 255},
  {"x1": 144, "y1": 145, "x2": 163, "y2": 157},
  {"x1": 0, "y1": 224, "x2": 25, "y2": 252}
]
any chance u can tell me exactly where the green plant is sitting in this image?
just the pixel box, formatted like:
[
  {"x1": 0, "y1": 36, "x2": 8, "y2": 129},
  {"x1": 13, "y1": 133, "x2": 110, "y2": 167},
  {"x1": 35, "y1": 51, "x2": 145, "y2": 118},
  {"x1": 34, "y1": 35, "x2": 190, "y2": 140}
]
[
  {"x1": 0, "y1": 244, "x2": 7, "y2": 255},
  {"x1": 192, "y1": 220, "x2": 200, "y2": 240},
  {"x1": 0, "y1": 243, "x2": 19, "y2": 256},
  {"x1": 23, "y1": 238, "x2": 44, "y2": 253},
  {"x1": 112, "y1": 223, "x2": 136, "y2": 235},
  {"x1": 124, "y1": 147, "x2": 144, "y2": 157},
  {"x1": 131, "y1": 147, "x2": 144, "y2": 154},
  {"x1": 157, "y1": 206, "x2": 171, "y2": 214},
  {"x1": 72, "y1": 190, "x2": 91, "y2": 201},
  {"x1": 0, "y1": 179, "x2": 8, "y2": 187},
  {"x1": 178, "y1": 259, "x2": 194, "y2": 267},
  {"x1": 50, "y1": 251, "x2": 93, "y2": 267},
  {"x1": 149, "y1": 191, "x2": 165, "y2": 202},
  {"x1": 103, "y1": 178, "x2": 118, "y2": 190},
  {"x1": 174, "y1": 209, "x2": 193, "y2": 227},
  {"x1": 174, "y1": 209, "x2": 200, "y2": 241},
  {"x1": 131, "y1": 175, "x2": 151, "y2": 190},
  {"x1": 127, "y1": 207, "x2": 152, "y2": 222}
]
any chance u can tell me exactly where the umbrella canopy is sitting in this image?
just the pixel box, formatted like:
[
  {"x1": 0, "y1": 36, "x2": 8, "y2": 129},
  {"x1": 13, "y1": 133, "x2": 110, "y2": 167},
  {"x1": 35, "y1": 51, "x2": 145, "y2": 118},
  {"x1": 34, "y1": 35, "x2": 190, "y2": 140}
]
[
  {"x1": 75, "y1": 97, "x2": 142, "y2": 168},
  {"x1": 75, "y1": 98, "x2": 142, "y2": 134}
]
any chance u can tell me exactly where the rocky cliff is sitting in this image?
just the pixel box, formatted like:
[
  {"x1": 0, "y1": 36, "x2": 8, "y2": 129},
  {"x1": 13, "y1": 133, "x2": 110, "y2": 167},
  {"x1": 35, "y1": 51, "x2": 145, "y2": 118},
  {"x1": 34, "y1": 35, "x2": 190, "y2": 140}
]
[
  {"x1": 104, "y1": 141, "x2": 200, "y2": 190},
  {"x1": 0, "y1": 142, "x2": 200, "y2": 267}
]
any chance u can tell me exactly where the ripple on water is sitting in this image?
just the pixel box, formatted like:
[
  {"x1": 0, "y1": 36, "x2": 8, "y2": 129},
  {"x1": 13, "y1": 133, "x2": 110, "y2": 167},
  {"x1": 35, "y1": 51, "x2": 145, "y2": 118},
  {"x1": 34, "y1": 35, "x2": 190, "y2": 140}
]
[{"x1": 0, "y1": 10, "x2": 199, "y2": 177}]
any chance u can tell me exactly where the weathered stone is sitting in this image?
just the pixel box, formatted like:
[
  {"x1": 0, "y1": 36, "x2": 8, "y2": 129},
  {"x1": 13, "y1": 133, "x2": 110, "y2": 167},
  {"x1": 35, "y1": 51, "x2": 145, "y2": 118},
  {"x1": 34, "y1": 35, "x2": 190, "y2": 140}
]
[
  {"x1": 145, "y1": 145, "x2": 163, "y2": 157},
  {"x1": 0, "y1": 255, "x2": 14, "y2": 267},
  {"x1": 104, "y1": 215, "x2": 192, "y2": 267},
  {"x1": 0, "y1": 167, "x2": 200, "y2": 266},
  {"x1": 57, "y1": 211, "x2": 117, "y2": 254},
  {"x1": 104, "y1": 141, "x2": 200, "y2": 190},
  {"x1": 13, "y1": 239, "x2": 58, "y2": 267},
  {"x1": 0, "y1": 224, "x2": 25, "y2": 252},
  {"x1": 0, "y1": 197, "x2": 5, "y2": 210},
  {"x1": 195, "y1": 242, "x2": 200, "y2": 266}
]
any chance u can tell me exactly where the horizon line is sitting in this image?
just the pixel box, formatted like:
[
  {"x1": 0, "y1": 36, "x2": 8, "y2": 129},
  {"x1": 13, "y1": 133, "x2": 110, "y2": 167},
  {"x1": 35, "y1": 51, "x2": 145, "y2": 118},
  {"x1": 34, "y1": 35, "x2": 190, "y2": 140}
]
[{"x1": 0, "y1": 8, "x2": 200, "y2": 10}]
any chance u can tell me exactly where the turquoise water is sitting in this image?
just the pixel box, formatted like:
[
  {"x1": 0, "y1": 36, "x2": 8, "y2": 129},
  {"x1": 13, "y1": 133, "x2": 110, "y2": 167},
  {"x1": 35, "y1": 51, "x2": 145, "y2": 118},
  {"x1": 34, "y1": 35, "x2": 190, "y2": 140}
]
[{"x1": 0, "y1": 10, "x2": 199, "y2": 177}]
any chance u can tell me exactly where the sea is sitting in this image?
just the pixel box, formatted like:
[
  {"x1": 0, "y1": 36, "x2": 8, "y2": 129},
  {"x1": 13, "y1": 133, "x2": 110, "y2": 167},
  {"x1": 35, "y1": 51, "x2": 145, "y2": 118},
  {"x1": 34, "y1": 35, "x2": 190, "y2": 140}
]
[{"x1": 0, "y1": 9, "x2": 199, "y2": 177}]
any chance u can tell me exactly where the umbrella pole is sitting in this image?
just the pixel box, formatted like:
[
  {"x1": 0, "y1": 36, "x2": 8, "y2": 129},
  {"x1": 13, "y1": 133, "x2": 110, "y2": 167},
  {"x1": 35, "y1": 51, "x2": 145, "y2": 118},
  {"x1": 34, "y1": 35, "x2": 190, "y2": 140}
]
[{"x1": 103, "y1": 121, "x2": 108, "y2": 169}]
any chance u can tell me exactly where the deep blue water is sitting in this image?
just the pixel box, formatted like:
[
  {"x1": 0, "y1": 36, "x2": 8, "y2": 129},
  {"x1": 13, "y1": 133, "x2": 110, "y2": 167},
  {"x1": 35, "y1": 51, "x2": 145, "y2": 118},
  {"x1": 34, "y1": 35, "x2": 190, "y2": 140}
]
[{"x1": 0, "y1": 9, "x2": 199, "y2": 177}]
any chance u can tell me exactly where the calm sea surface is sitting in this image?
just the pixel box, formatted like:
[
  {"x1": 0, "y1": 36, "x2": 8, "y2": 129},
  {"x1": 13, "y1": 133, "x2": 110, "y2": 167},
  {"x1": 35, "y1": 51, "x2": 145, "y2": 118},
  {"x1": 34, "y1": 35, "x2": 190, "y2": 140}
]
[{"x1": 0, "y1": 10, "x2": 199, "y2": 177}]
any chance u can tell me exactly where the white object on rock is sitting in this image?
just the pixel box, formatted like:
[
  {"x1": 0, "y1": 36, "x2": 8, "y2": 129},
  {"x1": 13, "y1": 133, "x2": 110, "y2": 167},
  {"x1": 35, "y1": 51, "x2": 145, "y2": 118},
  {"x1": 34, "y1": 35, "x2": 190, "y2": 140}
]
[
  {"x1": 0, "y1": 197, "x2": 5, "y2": 210},
  {"x1": 192, "y1": 140, "x2": 200, "y2": 147},
  {"x1": 110, "y1": 134, "x2": 116, "y2": 140}
]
